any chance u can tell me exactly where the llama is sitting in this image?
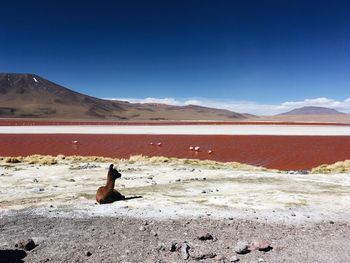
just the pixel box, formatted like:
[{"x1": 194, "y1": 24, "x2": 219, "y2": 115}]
[{"x1": 96, "y1": 164, "x2": 125, "y2": 204}]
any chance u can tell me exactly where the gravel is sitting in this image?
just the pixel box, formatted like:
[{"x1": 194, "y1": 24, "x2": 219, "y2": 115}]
[{"x1": 1, "y1": 210, "x2": 349, "y2": 262}]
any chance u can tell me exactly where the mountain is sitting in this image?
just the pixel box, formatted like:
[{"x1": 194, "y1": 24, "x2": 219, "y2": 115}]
[
  {"x1": 278, "y1": 106, "x2": 346, "y2": 116},
  {"x1": 0, "y1": 73, "x2": 250, "y2": 120}
]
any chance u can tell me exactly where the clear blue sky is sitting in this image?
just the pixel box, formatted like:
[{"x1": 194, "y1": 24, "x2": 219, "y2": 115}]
[{"x1": 1, "y1": 0, "x2": 350, "y2": 104}]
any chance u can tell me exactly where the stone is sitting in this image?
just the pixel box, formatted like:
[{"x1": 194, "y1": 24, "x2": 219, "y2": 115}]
[
  {"x1": 215, "y1": 255, "x2": 227, "y2": 262},
  {"x1": 234, "y1": 241, "x2": 250, "y2": 254},
  {"x1": 197, "y1": 233, "x2": 214, "y2": 241},
  {"x1": 139, "y1": 226, "x2": 146, "y2": 231},
  {"x1": 249, "y1": 239, "x2": 272, "y2": 252},
  {"x1": 157, "y1": 244, "x2": 166, "y2": 251},
  {"x1": 193, "y1": 252, "x2": 217, "y2": 260},
  {"x1": 180, "y1": 243, "x2": 190, "y2": 260},
  {"x1": 151, "y1": 230, "x2": 158, "y2": 236},
  {"x1": 86, "y1": 251, "x2": 92, "y2": 257},
  {"x1": 15, "y1": 239, "x2": 36, "y2": 251},
  {"x1": 229, "y1": 255, "x2": 239, "y2": 262},
  {"x1": 291, "y1": 212, "x2": 296, "y2": 217},
  {"x1": 169, "y1": 241, "x2": 178, "y2": 252}
]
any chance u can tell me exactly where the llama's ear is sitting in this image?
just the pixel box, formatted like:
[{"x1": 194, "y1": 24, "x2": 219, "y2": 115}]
[{"x1": 109, "y1": 164, "x2": 114, "y2": 170}]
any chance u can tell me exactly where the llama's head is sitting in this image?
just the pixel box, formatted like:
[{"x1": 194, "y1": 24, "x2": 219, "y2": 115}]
[{"x1": 108, "y1": 164, "x2": 122, "y2": 180}]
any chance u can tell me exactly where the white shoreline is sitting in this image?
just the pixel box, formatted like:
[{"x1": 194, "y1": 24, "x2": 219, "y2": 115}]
[
  {"x1": 1, "y1": 124, "x2": 350, "y2": 135},
  {"x1": 1, "y1": 160, "x2": 349, "y2": 223}
]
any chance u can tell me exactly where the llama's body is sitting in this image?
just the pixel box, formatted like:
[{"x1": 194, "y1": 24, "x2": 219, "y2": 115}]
[{"x1": 96, "y1": 164, "x2": 125, "y2": 204}]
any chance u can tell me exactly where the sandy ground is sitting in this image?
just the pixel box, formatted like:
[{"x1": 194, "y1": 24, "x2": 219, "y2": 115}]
[
  {"x1": 1, "y1": 157, "x2": 350, "y2": 262},
  {"x1": 1, "y1": 124, "x2": 350, "y2": 135}
]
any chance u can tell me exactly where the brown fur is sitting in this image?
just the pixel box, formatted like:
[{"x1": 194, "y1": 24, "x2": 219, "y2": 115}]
[{"x1": 96, "y1": 164, "x2": 125, "y2": 204}]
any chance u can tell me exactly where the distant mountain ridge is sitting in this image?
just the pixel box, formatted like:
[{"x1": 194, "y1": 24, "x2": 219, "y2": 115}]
[
  {"x1": 278, "y1": 106, "x2": 346, "y2": 116},
  {"x1": 0, "y1": 73, "x2": 250, "y2": 120}
]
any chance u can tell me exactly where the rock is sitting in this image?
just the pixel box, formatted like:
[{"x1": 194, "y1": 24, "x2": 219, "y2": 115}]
[
  {"x1": 175, "y1": 179, "x2": 181, "y2": 182},
  {"x1": 151, "y1": 230, "x2": 158, "y2": 236},
  {"x1": 291, "y1": 212, "x2": 296, "y2": 217},
  {"x1": 180, "y1": 243, "x2": 190, "y2": 260},
  {"x1": 329, "y1": 220, "x2": 335, "y2": 224},
  {"x1": 86, "y1": 251, "x2": 92, "y2": 257},
  {"x1": 201, "y1": 190, "x2": 207, "y2": 194},
  {"x1": 257, "y1": 258, "x2": 265, "y2": 262},
  {"x1": 16, "y1": 239, "x2": 36, "y2": 251},
  {"x1": 249, "y1": 239, "x2": 272, "y2": 252},
  {"x1": 157, "y1": 244, "x2": 166, "y2": 251},
  {"x1": 229, "y1": 255, "x2": 239, "y2": 262},
  {"x1": 234, "y1": 241, "x2": 250, "y2": 254},
  {"x1": 215, "y1": 255, "x2": 227, "y2": 262},
  {"x1": 69, "y1": 179, "x2": 76, "y2": 182},
  {"x1": 197, "y1": 233, "x2": 214, "y2": 241},
  {"x1": 193, "y1": 252, "x2": 217, "y2": 260},
  {"x1": 33, "y1": 178, "x2": 39, "y2": 183},
  {"x1": 169, "y1": 241, "x2": 178, "y2": 252}
]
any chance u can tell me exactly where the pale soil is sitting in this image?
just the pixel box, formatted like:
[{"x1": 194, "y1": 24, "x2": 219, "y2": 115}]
[
  {"x1": 1, "y1": 124, "x2": 350, "y2": 135},
  {"x1": 0, "y1": 158, "x2": 350, "y2": 262}
]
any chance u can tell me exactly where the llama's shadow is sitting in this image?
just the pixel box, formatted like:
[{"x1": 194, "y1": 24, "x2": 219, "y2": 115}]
[
  {"x1": 0, "y1": 249, "x2": 27, "y2": 263},
  {"x1": 122, "y1": 196, "x2": 143, "y2": 201}
]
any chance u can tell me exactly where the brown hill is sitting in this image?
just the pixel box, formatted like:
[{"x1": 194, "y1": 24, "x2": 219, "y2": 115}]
[
  {"x1": 279, "y1": 106, "x2": 345, "y2": 116},
  {"x1": 0, "y1": 73, "x2": 249, "y2": 120}
]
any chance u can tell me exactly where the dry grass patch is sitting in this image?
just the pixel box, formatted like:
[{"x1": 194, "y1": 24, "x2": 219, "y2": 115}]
[
  {"x1": 127, "y1": 155, "x2": 275, "y2": 172},
  {"x1": 4, "y1": 157, "x2": 22, "y2": 163},
  {"x1": 311, "y1": 160, "x2": 350, "y2": 174},
  {"x1": 0, "y1": 154, "x2": 277, "y2": 172}
]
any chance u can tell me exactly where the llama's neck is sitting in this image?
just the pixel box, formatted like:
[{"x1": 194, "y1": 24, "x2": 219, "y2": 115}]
[{"x1": 105, "y1": 176, "x2": 115, "y2": 191}]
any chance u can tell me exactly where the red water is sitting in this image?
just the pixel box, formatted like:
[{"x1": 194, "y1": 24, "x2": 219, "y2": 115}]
[{"x1": 1, "y1": 134, "x2": 349, "y2": 170}]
